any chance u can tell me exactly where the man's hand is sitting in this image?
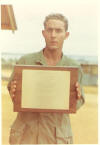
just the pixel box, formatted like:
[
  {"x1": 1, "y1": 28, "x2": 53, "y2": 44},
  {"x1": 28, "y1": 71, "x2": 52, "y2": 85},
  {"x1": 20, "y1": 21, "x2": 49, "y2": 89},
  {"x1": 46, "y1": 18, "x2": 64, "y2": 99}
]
[
  {"x1": 9, "y1": 80, "x2": 17, "y2": 101},
  {"x1": 75, "y1": 82, "x2": 82, "y2": 100}
]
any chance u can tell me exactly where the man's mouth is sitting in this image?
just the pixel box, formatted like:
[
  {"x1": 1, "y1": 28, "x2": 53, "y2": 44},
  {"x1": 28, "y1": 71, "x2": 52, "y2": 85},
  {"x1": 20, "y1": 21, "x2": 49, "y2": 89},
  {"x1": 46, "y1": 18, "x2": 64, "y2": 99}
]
[{"x1": 51, "y1": 41, "x2": 57, "y2": 44}]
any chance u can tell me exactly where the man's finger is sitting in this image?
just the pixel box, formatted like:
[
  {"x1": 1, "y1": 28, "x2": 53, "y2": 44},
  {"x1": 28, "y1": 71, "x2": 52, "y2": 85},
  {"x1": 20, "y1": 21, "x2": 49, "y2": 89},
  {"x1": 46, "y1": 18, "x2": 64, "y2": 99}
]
[
  {"x1": 75, "y1": 82, "x2": 81, "y2": 99},
  {"x1": 13, "y1": 80, "x2": 17, "y2": 84},
  {"x1": 11, "y1": 80, "x2": 17, "y2": 85},
  {"x1": 12, "y1": 94, "x2": 15, "y2": 99},
  {"x1": 76, "y1": 81, "x2": 80, "y2": 86},
  {"x1": 12, "y1": 88, "x2": 16, "y2": 92},
  {"x1": 13, "y1": 85, "x2": 16, "y2": 88}
]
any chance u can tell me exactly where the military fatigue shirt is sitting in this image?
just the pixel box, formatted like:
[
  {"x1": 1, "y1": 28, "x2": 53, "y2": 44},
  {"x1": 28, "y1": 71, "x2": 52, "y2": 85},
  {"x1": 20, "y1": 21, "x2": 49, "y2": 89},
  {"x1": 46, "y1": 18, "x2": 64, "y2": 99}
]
[{"x1": 8, "y1": 50, "x2": 85, "y2": 144}]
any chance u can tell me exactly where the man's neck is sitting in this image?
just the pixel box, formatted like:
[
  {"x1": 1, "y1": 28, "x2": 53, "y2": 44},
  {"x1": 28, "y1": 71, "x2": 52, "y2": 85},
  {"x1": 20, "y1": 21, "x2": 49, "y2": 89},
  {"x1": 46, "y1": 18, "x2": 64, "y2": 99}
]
[{"x1": 43, "y1": 47, "x2": 62, "y2": 66}]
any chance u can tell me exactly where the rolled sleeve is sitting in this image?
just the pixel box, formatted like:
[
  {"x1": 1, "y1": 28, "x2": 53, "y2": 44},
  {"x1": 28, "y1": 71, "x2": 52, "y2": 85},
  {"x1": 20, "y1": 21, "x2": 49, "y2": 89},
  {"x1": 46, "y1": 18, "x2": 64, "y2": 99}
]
[
  {"x1": 7, "y1": 56, "x2": 25, "y2": 92},
  {"x1": 76, "y1": 66, "x2": 85, "y2": 110}
]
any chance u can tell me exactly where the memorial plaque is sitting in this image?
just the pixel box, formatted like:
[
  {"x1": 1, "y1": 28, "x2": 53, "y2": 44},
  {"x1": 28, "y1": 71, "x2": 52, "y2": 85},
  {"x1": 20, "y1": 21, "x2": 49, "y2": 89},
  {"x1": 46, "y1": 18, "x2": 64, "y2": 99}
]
[{"x1": 13, "y1": 65, "x2": 78, "y2": 113}]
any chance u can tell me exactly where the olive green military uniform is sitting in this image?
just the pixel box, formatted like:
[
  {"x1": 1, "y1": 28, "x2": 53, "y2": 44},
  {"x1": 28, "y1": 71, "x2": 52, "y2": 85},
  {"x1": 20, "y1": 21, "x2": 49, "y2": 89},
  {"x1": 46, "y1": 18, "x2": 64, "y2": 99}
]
[{"x1": 8, "y1": 50, "x2": 85, "y2": 144}]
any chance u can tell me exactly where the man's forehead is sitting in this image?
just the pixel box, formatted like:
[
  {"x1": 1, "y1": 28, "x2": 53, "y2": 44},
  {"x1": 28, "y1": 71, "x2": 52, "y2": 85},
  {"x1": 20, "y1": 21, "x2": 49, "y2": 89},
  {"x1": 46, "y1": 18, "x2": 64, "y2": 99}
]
[{"x1": 45, "y1": 19, "x2": 65, "y2": 29}]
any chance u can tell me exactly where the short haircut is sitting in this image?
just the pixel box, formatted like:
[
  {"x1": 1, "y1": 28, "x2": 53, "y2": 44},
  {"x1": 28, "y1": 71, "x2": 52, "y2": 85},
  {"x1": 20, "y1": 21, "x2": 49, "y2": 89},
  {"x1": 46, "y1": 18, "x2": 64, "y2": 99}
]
[{"x1": 44, "y1": 13, "x2": 68, "y2": 31}]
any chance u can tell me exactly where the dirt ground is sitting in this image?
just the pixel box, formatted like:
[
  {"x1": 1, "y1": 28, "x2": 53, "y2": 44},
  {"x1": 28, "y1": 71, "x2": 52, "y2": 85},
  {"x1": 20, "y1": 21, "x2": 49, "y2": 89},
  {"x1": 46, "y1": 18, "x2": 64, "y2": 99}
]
[{"x1": 2, "y1": 69, "x2": 98, "y2": 144}]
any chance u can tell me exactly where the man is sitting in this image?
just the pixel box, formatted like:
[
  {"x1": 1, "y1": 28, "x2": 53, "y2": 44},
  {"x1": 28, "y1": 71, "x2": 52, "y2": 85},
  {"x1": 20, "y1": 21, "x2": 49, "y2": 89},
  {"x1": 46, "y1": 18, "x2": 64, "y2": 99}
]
[{"x1": 8, "y1": 13, "x2": 85, "y2": 144}]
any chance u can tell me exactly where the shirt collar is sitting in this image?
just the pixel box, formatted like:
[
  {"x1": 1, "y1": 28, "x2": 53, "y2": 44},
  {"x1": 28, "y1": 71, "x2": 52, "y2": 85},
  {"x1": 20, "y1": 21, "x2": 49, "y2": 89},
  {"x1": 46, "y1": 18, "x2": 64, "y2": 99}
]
[
  {"x1": 35, "y1": 49, "x2": 66, "y2": 66},
  {"x1": 34, "y1": 49, "x2": 47, "y2": 65}
]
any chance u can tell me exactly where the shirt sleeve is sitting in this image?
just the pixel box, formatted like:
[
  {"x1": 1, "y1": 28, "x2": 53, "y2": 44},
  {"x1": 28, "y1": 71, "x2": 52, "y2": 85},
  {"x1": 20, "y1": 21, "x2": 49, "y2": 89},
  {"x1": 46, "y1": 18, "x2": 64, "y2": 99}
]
[
  {"x1": 7, "y1": 56, "x2": 25, "y2": 92},
  {"x1": 76, "y1": 66, "x2": 85, "y2": 110}
]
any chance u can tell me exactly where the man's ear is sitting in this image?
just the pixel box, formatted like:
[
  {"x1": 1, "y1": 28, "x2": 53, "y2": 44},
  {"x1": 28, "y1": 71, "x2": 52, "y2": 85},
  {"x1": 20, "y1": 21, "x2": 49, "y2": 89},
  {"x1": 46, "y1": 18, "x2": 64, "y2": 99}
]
[
  {"x1": 42, "y1": 30, "x2": 45, "y2": 38},
  {"x1": 65, "y1": 32, "x2": 69, "y2": 40}
]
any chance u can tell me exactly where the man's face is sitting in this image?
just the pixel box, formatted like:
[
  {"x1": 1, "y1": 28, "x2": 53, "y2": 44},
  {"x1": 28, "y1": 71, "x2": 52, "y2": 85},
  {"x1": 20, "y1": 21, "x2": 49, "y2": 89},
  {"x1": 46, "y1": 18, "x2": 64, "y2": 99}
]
[{"x1": 42, "y1": 19, "x2": 69, "y2": 51}]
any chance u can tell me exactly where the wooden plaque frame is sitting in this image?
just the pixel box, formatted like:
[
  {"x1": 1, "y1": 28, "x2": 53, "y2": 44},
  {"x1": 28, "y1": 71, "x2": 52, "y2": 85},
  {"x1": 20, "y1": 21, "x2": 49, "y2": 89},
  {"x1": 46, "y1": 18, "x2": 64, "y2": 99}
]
[{"x1": 13, "y1": 65, "x2": 79, "y2": 113}]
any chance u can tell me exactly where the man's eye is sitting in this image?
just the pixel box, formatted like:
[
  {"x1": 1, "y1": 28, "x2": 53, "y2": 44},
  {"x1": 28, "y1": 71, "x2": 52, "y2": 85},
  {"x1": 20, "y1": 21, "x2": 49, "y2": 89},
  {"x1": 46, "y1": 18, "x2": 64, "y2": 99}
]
[
  {"x1": 47, "y1": 29, "x2": 52, "y2": 32},
  {"x1": 56, "y1": 29, "x2": 62, "y2": 33}
]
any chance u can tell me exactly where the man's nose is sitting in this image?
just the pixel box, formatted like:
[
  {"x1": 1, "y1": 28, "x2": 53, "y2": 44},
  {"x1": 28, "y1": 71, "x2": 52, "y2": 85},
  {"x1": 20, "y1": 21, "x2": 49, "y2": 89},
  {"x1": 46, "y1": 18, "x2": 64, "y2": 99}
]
[{"x1": 51, "y1": 30, "x2": 56, "y2": 37}]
